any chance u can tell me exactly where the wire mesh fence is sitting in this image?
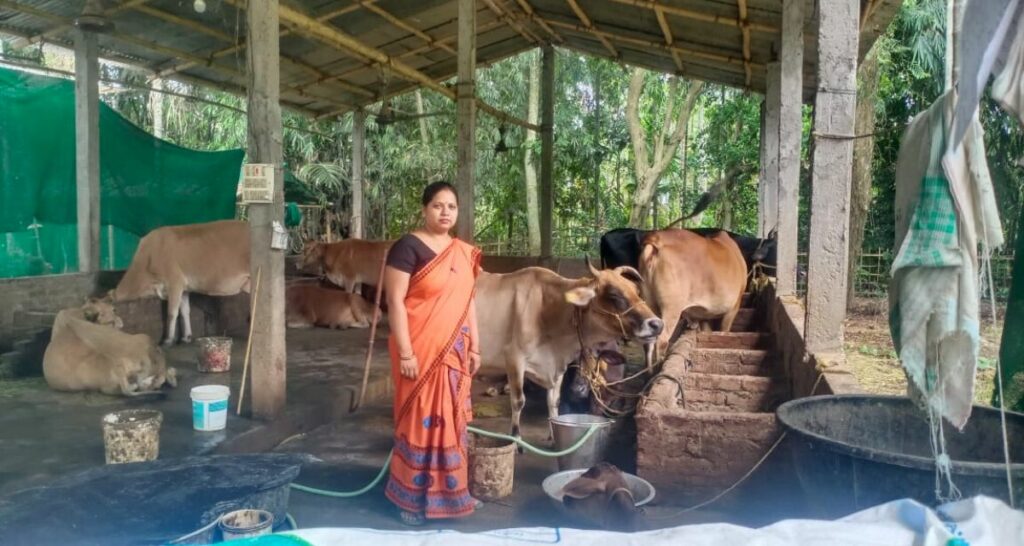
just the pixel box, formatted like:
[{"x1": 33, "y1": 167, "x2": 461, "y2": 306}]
[{"x1": 797, "y1": 251, "x2": 1016, "y2": 302}]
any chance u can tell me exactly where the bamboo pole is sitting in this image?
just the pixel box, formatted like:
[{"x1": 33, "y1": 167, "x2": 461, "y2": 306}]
[
  {"x1": 513, "y1": 0, "x2": 564, "y2": 42},
  {"x1": 236, "y1": 266, "x2": 262, "y2": 415},
  {"x1": 654, "y1": 8, "x2": 684, "y2": 71},
  {"x1": 481, "y1": 0, "x2": 542, "y2": 44},
  {"x1": 543, "y1": 17, "x2": 760, "y2": 70},
  {"x1": 737, "y1": 0, "x2": 753, "y2": 87},
  {"x1": 7, "y1": 0, "x2": 152, "y2": 49},
  {"x1": 566, "y1": 0, "x2": 618, "y2": 57},
  {"x1": 360, "y1": 1, "x2": 456, "y2": 55},
  {"x1": 607, "y1": 0, "x2": 778, "y2": 33}
]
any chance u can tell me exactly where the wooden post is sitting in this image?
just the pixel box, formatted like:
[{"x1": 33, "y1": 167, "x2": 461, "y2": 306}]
[
  {"x1": 455, "y1": 0, "x2": 476, "y2": 242},
  {"x1": 759, "y1": 62, "x2": 780, "y2": 239},
  {"x1": 805, "y1": 0, "x2": 859, "y2": 354},
  {"x1": 776, "y1": 0, "x2": 803, "y2": 297},
  {"x1": 74, "y1": 28, "x2": 100, "y2": 273},
  {"x1": 351, "y1": 109, "x2": 365, "y2": 239},
  {"x1": 246, "y1": 0, "x2": 287, "y2": 419},
  {"x1": 540, "y1": 45, "x2": 555, "y2": 259}
]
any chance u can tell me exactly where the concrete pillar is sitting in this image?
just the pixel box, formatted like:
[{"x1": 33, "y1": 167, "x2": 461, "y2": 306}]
[
  {"x1": 776, "y1": 0, "x2": 803, "y2": 296},
  {"x1": 246, "y1": 0, "x2": 287, "y2": 419},
  {"x1": 455, "y1": 0, "x2": 476, "y2": 242},
  {"x1": 74, "y1": 29, "x2": 100, "y2": 273},
  {"x1": 539, "y1": 46, "x2": 555, "y2": 259},
  {"x1": 759, "y1": 62, "x2": 780, "y2": 239},
  {"x1": 351, "y1": 109, "x2": 365, "y2": 239},
  {"x1": 805, "y1": 0, "x2": 859, "y2": 354}
]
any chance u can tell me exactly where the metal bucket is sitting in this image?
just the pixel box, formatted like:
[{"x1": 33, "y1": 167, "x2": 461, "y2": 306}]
[
  {"x1": 549, "y1": 414, "x2": 613, "y2": 471},
  {"x1": 102, "y1": 409, "x2": 162, "y2": 464},
  {"x1": 218, "y1": 509, "x2": 273, "y2": 541}
]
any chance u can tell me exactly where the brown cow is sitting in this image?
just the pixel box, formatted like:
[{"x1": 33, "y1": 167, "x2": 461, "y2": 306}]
[
  {"x1": 561, "y1": 462, "x2": 643, "y2": 531},
  {"x1": 476, "y1": 259, "x2": 663, "y2": 439},
  {"x1": 639, "y1": 229, "x2": 747, "y2": 355},
  {"x1": 300, "y1": 239, "x2": 393, "y2": 293},
  {"x1": 112, "y1": 220, "x2": 251, "y2": 346},
  {"x1": 43, "y1": 300, "x2": 176, "y2": 396},
  {"x1": 286, "y1": 284, "x2": 379, "y2": 329}
]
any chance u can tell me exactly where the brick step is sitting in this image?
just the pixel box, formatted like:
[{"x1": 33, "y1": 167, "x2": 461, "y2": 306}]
[
  {"x1": 729, "y1": 308, "x2": 757, "y2": 332},
  {"x1": 682, "y1": 372, "x2": 781, "y2": 413},
  {"x1": 688, "y1": 348, "x2": 770, "y2": 375},
  {"x1": 696, "y1": 331, "x2": 772, "y2": 350}
]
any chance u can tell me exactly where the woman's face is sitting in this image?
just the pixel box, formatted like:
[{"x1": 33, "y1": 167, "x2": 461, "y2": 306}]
[{"x1": 423, "y1": 189, "x2": 458, "y2": 233}]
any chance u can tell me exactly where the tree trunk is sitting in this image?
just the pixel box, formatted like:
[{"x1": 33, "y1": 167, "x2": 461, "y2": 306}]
[
  {"x1": 524, "y1": 50, "x2": 542, "y2": 256},
  {"x1": 150, "y1": 77, "x2": 164, "y2": 139},
  {"x1": 846, "y1": 45, "x2": 880, "y2": 311},
  {"x1": 415, "y1": 90, "x2": 429, "y2": 146},
  {"x1": 626, "y1": 68, "x2": 703, "y2": 226}
]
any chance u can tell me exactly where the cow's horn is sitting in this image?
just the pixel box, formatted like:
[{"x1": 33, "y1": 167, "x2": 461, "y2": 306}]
[{"x1": 585, "y1": 255, "x2": 600, "y2": 277}]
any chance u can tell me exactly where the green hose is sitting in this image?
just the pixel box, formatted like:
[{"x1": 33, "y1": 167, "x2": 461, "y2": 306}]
[{"x1": 289, "y1": 425, "x2": 598, "y2": 498}]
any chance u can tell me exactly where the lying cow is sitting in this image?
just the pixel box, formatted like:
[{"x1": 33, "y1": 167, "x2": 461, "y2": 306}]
[
  {"x1": 561, "y1": 462, "x2": 643, "y2": 531},
  {"x1": 640, "y1": 229, "x2": 748, "y2": 355},
  {"x1": 286, "y1": 284, "x2": 379, "y2": 329},
  {"x1": 113, "y1": 220, "x2": 251, "y2": 346},
  {"x1": 476, "y1": 259, "x2": 664, "y2": 439},
  {"x1": 600, "y1": 227, "x2": 776, "y2": 274},
  {"x1": 43, "y1": 300, "x2": 176, "y2": 396},
  {"x1": 300, "y1": 239, "x2": 393, "y2": 293}
]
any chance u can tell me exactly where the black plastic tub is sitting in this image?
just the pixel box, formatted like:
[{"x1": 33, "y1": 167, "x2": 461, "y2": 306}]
[
  {"x1": 777, "y1": 395, "x2": 1024, "y2": 517},
  {"x1": 0, "y1": 453, "x2": 311, "y2": 545}
]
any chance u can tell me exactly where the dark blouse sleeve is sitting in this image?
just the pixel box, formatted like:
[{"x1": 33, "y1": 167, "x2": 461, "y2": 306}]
[{"x1": 386, "y1": 235, "x2": 418, "y2": 274}]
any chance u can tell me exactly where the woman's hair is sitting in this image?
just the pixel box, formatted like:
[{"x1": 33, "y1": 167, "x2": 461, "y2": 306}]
[{"x1": 421, "y1": 181, "x2": 459, "y2": 206}]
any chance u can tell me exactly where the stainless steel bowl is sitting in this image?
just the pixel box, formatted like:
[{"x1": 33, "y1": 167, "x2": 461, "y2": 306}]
[{"x1": 541, "y1": 468, "x2": 656, "y2": 507}]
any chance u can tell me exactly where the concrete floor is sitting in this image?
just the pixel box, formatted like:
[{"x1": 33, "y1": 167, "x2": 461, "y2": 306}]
[
  {"x1": 0, "y1": 322, "x2": 813, "y2": 536},
  {"x1": 0, "y1": 325, "x2": 392, "y2": 496}
]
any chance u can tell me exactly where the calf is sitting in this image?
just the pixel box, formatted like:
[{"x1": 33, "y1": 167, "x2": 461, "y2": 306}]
[
  {"x1": 286, "y1": 284, "x2": 379, "y2": 329},
  {"x1": 43, "y1": 300, "x2": 176, "y2": 396},
  {"x1": 561, "y1": 462, "x2": 643, "y2": 531}
]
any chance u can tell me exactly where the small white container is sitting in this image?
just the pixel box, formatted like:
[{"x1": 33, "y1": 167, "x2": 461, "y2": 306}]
[{"x1": 191, "y1": 385, "x2": 230, "y2": 431}]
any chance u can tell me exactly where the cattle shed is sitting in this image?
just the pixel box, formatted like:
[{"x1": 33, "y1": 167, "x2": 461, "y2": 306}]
[{"x1": 0, "y1": 0, "x2": 901, "y2": 418}]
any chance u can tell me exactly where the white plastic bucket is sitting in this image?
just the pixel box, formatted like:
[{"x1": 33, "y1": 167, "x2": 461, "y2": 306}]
[{"x1": 191, "y1": 385, "x2": 230, "y2": 432}]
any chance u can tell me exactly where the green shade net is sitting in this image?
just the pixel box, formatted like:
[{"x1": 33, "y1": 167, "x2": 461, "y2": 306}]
[
  {"x1": 0, "y1": 66, "x2": 244, "y2": 278},
  {"x1": 994, "y1": 207, "x2": 1024, "y2": 412}
]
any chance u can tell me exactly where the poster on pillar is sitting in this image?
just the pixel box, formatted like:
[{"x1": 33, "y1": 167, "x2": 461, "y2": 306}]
[{"x1": 242, "y1": 163, "x2": 276, "y2": 204}]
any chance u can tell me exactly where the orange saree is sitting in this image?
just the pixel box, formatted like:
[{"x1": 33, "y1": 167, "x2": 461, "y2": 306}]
[{"x1": 385, "y1": 238, "x2": 481, "y2": 519}]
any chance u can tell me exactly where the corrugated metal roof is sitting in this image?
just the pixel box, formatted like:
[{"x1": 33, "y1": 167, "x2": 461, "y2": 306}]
[{"x1": 0, "y1": 0, "x2": 901, "y2": 119}]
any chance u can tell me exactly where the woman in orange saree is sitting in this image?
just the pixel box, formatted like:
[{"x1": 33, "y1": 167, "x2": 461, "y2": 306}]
[{"x1": 383, "y1": 182, "x2": 482, "y2": 526}]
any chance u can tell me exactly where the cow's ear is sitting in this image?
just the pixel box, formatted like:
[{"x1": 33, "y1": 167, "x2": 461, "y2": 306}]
[
  {"x1": 564, "y1": 287, "x2": 596, "y2": 307},
  {"x1": 562, "y1": 476, "x2": 606, "y2": 499},
  {"x1": 614, "y1": 266, "x2": 644, "y2": 288}
]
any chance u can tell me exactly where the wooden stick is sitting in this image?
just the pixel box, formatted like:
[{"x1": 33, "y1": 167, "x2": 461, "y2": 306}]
[
  {"x1": 351, "y1": 252, "x2": 389, "y2": 413},
  {"x1": 237, "y1": 266, "x2": 262, "y2": 415}
]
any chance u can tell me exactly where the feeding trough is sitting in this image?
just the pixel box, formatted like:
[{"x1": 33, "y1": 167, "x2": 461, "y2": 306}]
[{"x1": 777, "y1": 394, "x2": 1024, "y2": 517}]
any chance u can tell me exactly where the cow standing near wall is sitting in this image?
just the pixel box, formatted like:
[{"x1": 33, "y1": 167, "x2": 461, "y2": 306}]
[{"x1": 112, "y1": 220, "x2": 251, "y2": 346}]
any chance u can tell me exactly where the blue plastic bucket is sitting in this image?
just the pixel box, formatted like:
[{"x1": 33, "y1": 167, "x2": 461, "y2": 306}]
[{"x1": 191, "y1": 385, "x2": 230, "y2": 431}]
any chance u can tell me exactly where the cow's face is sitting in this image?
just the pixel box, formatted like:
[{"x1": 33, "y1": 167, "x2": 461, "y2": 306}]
[
  {"x1": 564, "y1": 259, "x2": 664, "y2": 344},
  {"x1": 299, "y1": 241, "x2": 325, "y2": 274},
  {"x1": 82, "y1": 298, "x2": 124, "y2": 330}
]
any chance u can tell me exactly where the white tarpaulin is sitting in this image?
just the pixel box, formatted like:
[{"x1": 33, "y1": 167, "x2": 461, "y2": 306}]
[{"x1": 241, "y1": 496, "x2": 1022, "y2": 546}]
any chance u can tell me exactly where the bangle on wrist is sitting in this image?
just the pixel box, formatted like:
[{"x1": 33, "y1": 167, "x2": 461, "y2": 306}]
[{"x1": 400, "y1": 354, "x2": 414, "y2": 361}]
